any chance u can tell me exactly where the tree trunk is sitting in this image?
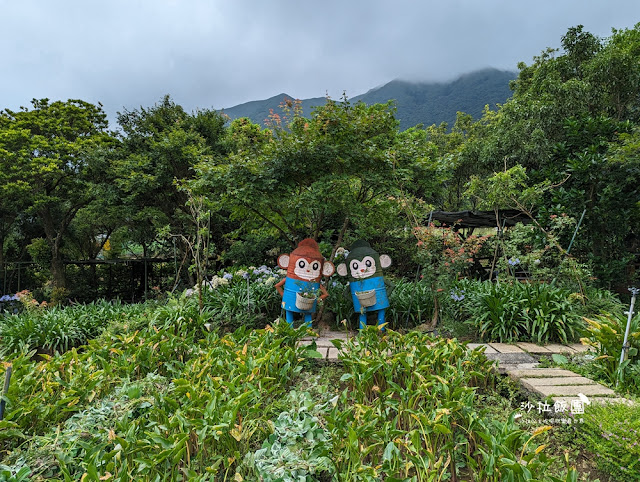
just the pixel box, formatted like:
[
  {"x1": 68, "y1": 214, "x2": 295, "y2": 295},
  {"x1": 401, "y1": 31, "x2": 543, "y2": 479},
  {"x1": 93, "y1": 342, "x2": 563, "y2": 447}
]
[
  {"x1": 50, "y1": 246, "x2": 66, "y2": 290},
  {"x1": 0, "y1": 235, "x2": 4, "y2": 294},
  {"x1": 40, "y1": 207, "x2": 67, "y2": 290}
]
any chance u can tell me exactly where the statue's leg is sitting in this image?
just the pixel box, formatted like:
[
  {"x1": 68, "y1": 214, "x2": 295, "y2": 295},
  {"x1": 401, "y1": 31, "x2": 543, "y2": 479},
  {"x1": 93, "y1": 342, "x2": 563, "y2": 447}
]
[
  {"x1": 377, "y1": 310, "x2": 387, "y2": 330},
  {"x1": 303, "y1": 313, "x2": 313, "y2": 328},
  {"x1": 359, "y1": 312, "x2": 367, "y2": 330},
  {"x1": 285, "y1": 310, "x2": 294, "y2": 326}
]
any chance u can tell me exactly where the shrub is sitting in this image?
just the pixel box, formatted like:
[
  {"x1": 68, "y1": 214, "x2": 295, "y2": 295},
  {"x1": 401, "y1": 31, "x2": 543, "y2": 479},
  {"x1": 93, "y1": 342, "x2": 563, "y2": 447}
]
[
  {"x1": 201, "y1": 267, "x2": 283, "y2": 330},
  {"x1": 1, "y1": 321, "x2": 314, "y2": 480},
  {"x1": 322, "y1": 277, "x2": 353, "y2": 326},
  {"x1": 581, "y1": 310, "x2": 640, "y2": 386},
  {"x1": 244, "y1": 391, "x2": 334, "y2": 480},
  {"x1": 0, "y1": 299, "x2": 153, "y2": 356},
  {"x1": 581, "y1": 402, "x2": 640, "y2": 481},
  {"x1": 387, "y1": 278, "x2": 435, "y2": 329},
  {"x1": 328, "y1": 328, "x2": 578, "y2": 481},
  {"x1": 462, "y1": 280, "x2": 583, "y2": 343},
  {"x1": 0, "y1": 294, "x2": 21, "y2": 315}
]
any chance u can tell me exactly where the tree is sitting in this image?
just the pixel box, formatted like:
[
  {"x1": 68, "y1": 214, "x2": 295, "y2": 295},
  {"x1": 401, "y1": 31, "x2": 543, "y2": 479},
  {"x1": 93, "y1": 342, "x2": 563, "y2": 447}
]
[
  {"x1": 197, "y1": 96, "x2": 416, "y2": 262},
  {"x1": 0, "y1": 99, "x2": 115, "y2": 292},
  {"x1": 113, "y1": 96, "x2": 228, "y2": 268},
  {"x1": 454, "y1": 24, "x2": 640, "y2": 287}
]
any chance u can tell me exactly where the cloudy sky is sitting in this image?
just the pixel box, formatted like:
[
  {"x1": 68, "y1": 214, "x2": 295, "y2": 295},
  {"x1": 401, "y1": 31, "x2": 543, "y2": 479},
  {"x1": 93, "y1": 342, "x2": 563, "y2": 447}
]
[{"x1": 2, "y1": 0, "x2": 639, "y2": 125}]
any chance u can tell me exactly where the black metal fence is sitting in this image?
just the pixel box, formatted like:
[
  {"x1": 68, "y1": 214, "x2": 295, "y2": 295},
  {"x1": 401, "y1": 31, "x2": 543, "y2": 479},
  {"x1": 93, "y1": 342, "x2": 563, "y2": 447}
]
[{"x1": 1, "y1": 258, "x2": 189, "y2": 302}]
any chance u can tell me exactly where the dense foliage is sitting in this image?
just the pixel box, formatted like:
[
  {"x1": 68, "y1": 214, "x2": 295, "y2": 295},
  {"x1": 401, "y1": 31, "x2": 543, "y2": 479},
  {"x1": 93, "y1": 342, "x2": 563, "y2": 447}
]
[
  {"x1": 0, "y1": 300, "x2": 585, "y2": 481},
  {"x1": 1, "y1": 24, "x2": 639, "y2": 303}
]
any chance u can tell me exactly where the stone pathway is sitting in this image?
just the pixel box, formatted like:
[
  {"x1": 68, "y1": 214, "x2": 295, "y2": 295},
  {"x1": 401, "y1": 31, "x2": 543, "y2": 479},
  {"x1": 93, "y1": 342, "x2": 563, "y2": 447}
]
[
  {"x1": 465, "y1": 342, "x2": 632, "y2": 405},
  {"x1": 299, "y1": 330, "x2": 350, "y2": 362},
  {"x1": 300, "y1": 331, "x2": 633, "y2": 405}
]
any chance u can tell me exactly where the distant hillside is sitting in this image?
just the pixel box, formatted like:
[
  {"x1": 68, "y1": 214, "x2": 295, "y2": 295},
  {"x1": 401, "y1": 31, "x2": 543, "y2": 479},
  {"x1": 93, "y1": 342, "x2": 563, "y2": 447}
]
[{"x1": 220, "y1": 68, "x2": 517, "y2": 130}]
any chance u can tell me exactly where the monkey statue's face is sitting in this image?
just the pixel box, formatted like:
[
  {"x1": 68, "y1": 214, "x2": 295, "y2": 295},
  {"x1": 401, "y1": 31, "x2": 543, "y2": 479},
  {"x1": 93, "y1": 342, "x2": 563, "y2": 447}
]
[
  {"x1": 336, "y1": 240, "x2": 391, "y2": 282},
  {"x1": 292, "y1": 256, "x2": 322, "y2": 281},
  {"x1": 348, "y1": 255, "x2": 377, "y2": 280},
  {"x1": 277, "y1": 240, "x2": 335, "y2": 282}
]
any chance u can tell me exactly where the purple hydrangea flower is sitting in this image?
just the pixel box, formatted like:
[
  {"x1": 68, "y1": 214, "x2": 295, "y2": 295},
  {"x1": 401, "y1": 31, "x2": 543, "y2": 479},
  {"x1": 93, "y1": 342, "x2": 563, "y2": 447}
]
[{"x1": 450, "y1": 289, "x2": 465, "y2": 302}]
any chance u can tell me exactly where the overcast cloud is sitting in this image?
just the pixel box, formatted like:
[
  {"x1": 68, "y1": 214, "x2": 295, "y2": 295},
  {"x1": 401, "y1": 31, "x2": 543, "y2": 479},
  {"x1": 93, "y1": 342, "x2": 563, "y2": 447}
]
[{"x1": 2, "y1": 0, "x2": 639, "y2": 125}]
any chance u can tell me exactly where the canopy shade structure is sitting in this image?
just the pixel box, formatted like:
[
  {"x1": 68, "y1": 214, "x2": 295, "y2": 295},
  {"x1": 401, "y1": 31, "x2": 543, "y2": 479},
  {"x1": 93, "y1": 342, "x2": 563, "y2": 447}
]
[{"x1": 429, "y1": 210, "x2": 532, "y2": 229}]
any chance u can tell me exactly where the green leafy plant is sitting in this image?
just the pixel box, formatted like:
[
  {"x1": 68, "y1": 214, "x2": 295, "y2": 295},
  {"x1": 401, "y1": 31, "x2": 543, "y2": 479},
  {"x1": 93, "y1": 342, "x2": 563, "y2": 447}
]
[
  {"x1": 386, "y1": 279, "x2": 435, "y2": 330},
  {"x1": 581, "y1": 401, "x2": 640, "y2": 481},
  {"x1": 463, "y1": 280, "x2": 583, "y2": 343},
  {"x1": 581, "y1": 310, "x2": 640, "y2": 386},
  {"x1": 1, "y1": 315, "x2": 314, "y2": 480},
  {"x1": 326, "y1": 328, "x2": 577, "y2": 481},
  {"x1": 244, "y1": 391, "x2": 334, "y2": 481},
  {"x1": 0, "y1": 298, "x2": 154, "y2": 356}
]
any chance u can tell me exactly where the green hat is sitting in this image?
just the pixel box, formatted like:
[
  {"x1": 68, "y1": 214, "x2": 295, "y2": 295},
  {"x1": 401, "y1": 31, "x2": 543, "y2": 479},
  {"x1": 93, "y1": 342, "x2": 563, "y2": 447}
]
[{"x1": 338, "y1": 240, "x2": 391, "y2": 281}]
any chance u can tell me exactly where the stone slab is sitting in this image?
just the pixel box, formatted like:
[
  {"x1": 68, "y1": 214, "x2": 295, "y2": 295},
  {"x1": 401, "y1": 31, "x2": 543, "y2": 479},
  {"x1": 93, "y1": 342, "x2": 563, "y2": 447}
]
[
  {"x1": 488, "y1": 343, "x2": 525, "y2": 353},
  {"x1": 497, "y1": 363, "x2": 539, "y2": 374},
  {"x1": 467, "y1": 344, "x2": 497, "y2": 353},
  {"x1": 534, "y1": 384, "x2": 615, "y2": 398},
  {"x1": 317, "y1": 331, "x2": 352, "y2": 339},
  {"x1": 520, "y1": 376, "x2": 596, "y2": 386},
  {"x1": 505, "y1": 368, "x2": 580, "y2": 378},
  {"x1": 484, "y1": 352, "x2": 537, "y2": 365},
  {"x1": 515, "y1": 342, "x2": 551, "y2": 354},
  {"x1": 543, "y1": 344, "x2": 576, "y2": 354},
  {"x1": 551, "y1": 396, "x2": 634, "y2": 406},
  {"x1": 327, "y1": 347, "x2": 340, "y2": 360},
  {"x1": 314, "y1": 339, "x2": 338, "y2": 348},
  {"x1": 568, "y1": 343, "x2": 591, "y2": 353}
]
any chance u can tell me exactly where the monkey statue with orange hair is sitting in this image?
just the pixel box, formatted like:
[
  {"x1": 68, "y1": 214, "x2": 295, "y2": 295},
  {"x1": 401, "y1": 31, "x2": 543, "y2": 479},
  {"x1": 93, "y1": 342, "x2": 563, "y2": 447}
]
[{"x1": 275, "y1": 238, "x2": 335, "y2": 327}]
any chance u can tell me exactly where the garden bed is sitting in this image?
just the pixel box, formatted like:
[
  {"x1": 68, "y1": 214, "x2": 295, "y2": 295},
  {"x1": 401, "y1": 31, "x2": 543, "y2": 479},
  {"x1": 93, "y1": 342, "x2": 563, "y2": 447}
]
[{"x1": 0, "y1": 274, "x2": 639, "y2": 480}]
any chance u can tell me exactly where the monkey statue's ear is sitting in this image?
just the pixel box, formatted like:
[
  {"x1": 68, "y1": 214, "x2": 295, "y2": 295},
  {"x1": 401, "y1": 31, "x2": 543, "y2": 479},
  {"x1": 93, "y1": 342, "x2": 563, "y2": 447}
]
[
  {"x1": 379, "y1": 255, "x2": 392, "y2": 269},
  {"x1": 322, "y1": 261, "x2": 335, "y2": 277},
  {"x1": 277, "y1": 254, "x2": 290, "y2": 269},
  {"x1": 336, "y1": 263, "x2": 347, "y2": 277}
]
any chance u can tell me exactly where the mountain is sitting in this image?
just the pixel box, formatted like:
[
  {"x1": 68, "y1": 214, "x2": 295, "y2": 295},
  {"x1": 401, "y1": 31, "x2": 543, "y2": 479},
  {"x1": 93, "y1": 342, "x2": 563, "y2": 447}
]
[{"x1": 219, "y1": 68, "x2": 517, "y2": 131}]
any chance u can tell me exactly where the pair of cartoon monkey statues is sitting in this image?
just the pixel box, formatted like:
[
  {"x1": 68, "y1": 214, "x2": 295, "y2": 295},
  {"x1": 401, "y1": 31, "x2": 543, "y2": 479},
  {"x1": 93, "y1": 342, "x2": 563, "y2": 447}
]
[{"x1": 275, "y1": 238, "x2": 392, "y2": 330}]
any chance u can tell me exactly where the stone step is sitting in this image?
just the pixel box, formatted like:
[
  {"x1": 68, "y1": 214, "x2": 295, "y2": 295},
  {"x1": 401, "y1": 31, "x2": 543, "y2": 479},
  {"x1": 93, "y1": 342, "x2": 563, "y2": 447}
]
[
  {"x1": 467, "y1": 343, "x2": 497, "y2": 353},
  {"x1": 532, "y1": 384, "x2": 616, "y2": 398},
  {"x1": 467, "y1": 342, "x2": 592, "y2": 355},
  {"x1": 551, "y1": 396, "x2": 634, "y2": 406},
  {"x1": 514, "y1": 342, "x2": 552, "y2": 354},
  {"x1": 484, "y1": 352, "x2": 537, "y2": 365},
  {"x1": 488, "y1": 343, "x2": 525, "y2": 353},
  {"x1": 505, "y1": 368, "x2": 580, "y2": 378},
  {"x1": 520, "y1": 376, "x2": 596, "y2": 386}
]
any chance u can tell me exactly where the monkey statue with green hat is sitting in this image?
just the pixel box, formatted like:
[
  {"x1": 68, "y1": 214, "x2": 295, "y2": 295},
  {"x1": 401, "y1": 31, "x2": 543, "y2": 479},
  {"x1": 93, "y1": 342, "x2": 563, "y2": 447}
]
[{"x1": 336, "y1": 240, "x2": 392, "y2": 330}]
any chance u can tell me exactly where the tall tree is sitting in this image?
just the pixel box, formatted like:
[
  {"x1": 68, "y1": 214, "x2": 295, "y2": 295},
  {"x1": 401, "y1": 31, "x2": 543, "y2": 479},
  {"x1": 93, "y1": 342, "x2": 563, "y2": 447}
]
[
  {"x1": 455, "y1": 23, "x2": 640, "y2": 286},
  {"x1": 197, "y1": 96, "x2": 412, "y2": 259},
  {"x1": 0, "y1": 99, "x2": 115, "y2": 291},
  {"x1": 114, "y1": 95, "x2": 227, "y2": 275}
]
